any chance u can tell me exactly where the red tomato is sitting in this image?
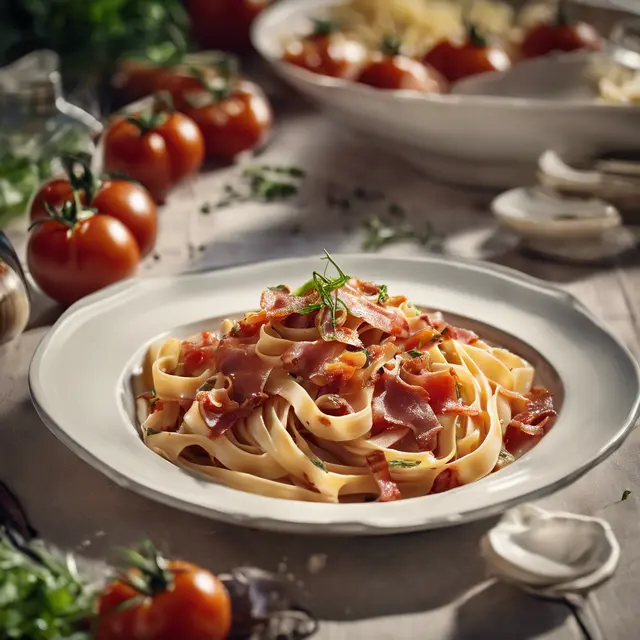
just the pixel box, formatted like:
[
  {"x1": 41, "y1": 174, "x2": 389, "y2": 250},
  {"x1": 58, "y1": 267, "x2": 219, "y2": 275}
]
[
  {"x1": 103, "y1": 110, "x2": 205, "y2": 203},
  {"x1": 423, "y1": 27, "x2": 511, "y2": 83},
  {"x1": 27, "y1": 212, "x2": 140, "y2": 307},
  {"x1": 358, "y1": 52, "x2": 445, "y2": 92},
  {"x1": 282, "y1": 24, "x2": 367, "y2": 79},
  {"x1": 186, "y1": 0, "x2": 271, "y2": 54},
  {"x1": 185, "y1": 79, "x2": 272, "y2": 160},
  {"x1": 30, "y1": 174, "x2": 158, "y2": 258},
  {"x1": 95, "y1": 561, "x2": 232, "y2": 640},
  {"x1": 521, "y1": 20, "x2": 602, "y2": 58}
]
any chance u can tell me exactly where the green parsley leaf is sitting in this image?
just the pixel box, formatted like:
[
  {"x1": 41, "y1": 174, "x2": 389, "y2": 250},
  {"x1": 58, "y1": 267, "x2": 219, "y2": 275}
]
[
  {"x1": 145, "y1": 428, "x2": 161, "y2": 436},
  {"x1": 312, "y1": 459, "x2": 328, "y2": 472},
  {"x1": 377, "y1": 284, "x2": 389, "y2": 304},
  {"x1": 407, "y1": 349, "x2": 423, "y2": 359},
  {"x1": 388, "y1": 460, "x2": 422, "y2": 468},
  {"x1": 268, "y1": 285, "x2": 289, "y2": 292}
]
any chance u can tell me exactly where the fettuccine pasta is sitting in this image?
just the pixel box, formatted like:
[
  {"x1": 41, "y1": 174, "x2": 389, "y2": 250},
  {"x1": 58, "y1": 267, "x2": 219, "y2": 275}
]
[{"x1": 136, "y1": 256, "x2": 556, "y2": 503}]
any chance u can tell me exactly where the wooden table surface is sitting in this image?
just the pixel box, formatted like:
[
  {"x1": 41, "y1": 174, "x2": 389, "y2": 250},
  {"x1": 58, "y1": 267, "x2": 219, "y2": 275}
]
[{"x1": 1, "y1": 80, "x2": 639, "y2": 640}]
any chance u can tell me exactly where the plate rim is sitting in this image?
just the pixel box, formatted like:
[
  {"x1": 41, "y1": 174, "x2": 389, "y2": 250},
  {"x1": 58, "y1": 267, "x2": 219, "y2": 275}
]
[{"x1": 29, "y1": 253, "x2": 640, "y2": 535}]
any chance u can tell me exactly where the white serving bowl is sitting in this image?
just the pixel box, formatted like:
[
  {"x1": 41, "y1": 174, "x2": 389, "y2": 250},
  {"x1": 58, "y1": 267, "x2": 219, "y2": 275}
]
[{"x1": 252, "y1": 0, "x2": 640, "y2": 188}]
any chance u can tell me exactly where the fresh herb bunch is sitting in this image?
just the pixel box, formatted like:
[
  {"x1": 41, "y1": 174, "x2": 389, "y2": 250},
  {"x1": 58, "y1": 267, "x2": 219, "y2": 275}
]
[
  {"x1": 0, "y1": 529, "x2": 95, "y2": 640},
  {"x1": 0, "y1": 0, "x2": 189, "y2": 77}
]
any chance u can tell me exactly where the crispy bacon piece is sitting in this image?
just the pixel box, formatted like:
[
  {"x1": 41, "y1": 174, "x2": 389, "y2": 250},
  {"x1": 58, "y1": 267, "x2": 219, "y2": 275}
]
[
  {"x1": 404, "y1": 367, "x2": 479, "y2": 417},
  {"x1": 430, "y1": 468, "x2": 461, "y2": 494},
  {"x1": 504, "y1": 387, "x2": 556, "y2": 455},
  {"x1": 316, "y1": 308, "x2": 363, "y2": 347},
  {"x1": 371, "y1": 373, "x2": 443, "y2": 451},
  {"x1": 260, "y1": 287, "x2": 320, "y2": 319},
  {"x1": 366, "y1": 451, "x2": 401, "y2": 502},
  {"x1": 340, "y1": 284, "x2": 410, "y2": 337},
  {"x1": 181, "y1": 331, "x2": 219, "y2": 377},
  {"x1": 197, "y1": 339, "x2": 272, "y2": 438},
  {"x1": 232, "y1": 310, "x2": 267, "y2": 338},
  {"x1": 281, "y1": 340, "x2": 345, "y2": 382},
  {"x1": 507, "y1": 387, "x2": 556, "y2": 437},
  {"x1": 403, "y1": 327, "x2": 442, "y2": 352},
  {"x1": 216, "y1": 339, "x2": 272, "y2": 403}
]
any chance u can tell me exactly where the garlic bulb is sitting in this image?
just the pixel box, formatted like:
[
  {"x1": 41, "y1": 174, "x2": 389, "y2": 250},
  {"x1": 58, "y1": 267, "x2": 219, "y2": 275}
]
[
  {"x1": 480, "y1": 504, "x2": 620, "y2": 598},
  {"x1": 0, "y1": 259, "x2": 30, "y2": 345}
]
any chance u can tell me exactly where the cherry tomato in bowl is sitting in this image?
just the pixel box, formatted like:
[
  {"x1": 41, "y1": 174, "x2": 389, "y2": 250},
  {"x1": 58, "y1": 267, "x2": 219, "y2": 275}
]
[
  {"x1": 282, "y1": 20, "x2": 367, "y2": 79},
  {"x1": 27, "y1": 203, "x2": 140, "y2": 307},
  {"x1": 423, "y1": 25, "x2": 511, "y2": 83},
  {"x1": 95, "y1": 544, "x2": 232, "y2": 640},
  {"x1": 521, "y1": 4, "x2": 602, "y2": 59},
  {"x1": 103, "y1": 99, "x2": 205, "y2": 204},
  {"x1": 186, "y1": 0, "x2": 271, "y2": 54},
  {"x1": 30, "y1": 158, "x2": 158, "y2": 258},
  {"x1": 357, "y1": 37, "x2": 446, "y2": 92},
  {"x1": 182, "y1": 64, "x2": 273, "y2": 160}
]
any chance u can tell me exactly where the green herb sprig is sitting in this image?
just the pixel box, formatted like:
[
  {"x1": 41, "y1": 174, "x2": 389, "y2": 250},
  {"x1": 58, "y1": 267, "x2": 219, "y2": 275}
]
[
  {"x1": 388, "y1": 460, "x2": 422, "y2": 469},
  {"x1": 312, "y1": 459, "x2": 328, "y2": 472},
  {"x1": 0, "y1": 529, "x2": 95, "y2": 640}
]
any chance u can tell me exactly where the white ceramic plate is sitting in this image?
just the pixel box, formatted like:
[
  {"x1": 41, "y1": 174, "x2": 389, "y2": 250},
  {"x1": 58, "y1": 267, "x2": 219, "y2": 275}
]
[
  {"x1": 252, "y1": 0, "x2": 640, "y2": 188},
  {"x1": 29, "y1": 255, "x2": 640, "y2": 535}
]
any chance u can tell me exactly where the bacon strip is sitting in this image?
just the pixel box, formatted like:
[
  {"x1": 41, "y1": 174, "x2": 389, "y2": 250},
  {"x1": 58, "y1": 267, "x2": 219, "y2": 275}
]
[
  {"x1": 366, "y1": 451, "x2": 401, "y2": 502},
  {"x1": 404, "y1": 368, "x2": 479, "y2": 417},
  {"x1": 340, "y1": 283, "x2": 410, "y2": 337},
  {"x1": 316, "y1": 308, "x2": 363, "y2": 347},
  {"x1": 371, "y1": 373, "x2": 442, "y2": 451},
  {"x1": 430, "y1": 468, "x2": 461, "y2": 494},
  {"x1": 232, "y1": 310, "x2": 267, "y2": 338},
  {"x1": 508, "y1": 387, "x2": 556, "y2": 436},
  {"x1": 197, "y1": 339, "x2": 272, "y2": 438},
  {"x1": 281, "y1": 340, "x2": 345, "y2": 382},
  {"x1": 260, "y1": 287, "x2": 320, "y2": 319}
]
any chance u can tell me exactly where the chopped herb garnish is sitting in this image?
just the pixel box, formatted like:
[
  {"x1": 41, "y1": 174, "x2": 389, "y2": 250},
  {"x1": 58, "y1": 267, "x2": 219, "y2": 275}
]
[
  {"x1": 230, "y1": 324, "x2": 241, "y2": 336},
  {"x1": 146, "y1": 428, "x2": 161, "y2": 436},
  {"x1": 197, "y1": 378, "x2": 218, "y2": 393},
  {"x1": 407, "y1": 349, "x2": 423, "y2": 358},
  {"x1": 362, "y1": 215, "x2": 433, "y2": 252},
  {"x1": 621, "y1": 489, "x2": 632, "y2": 501},
  {"x1": 388, "y1": 460, "x2": 422, "y2": 468},
  {"x1": 215, "y1": 165, "x2": 305, "y2": 209},
  {"x1": 377, "y1": 284, "x2": 389, "y2": 304},
  {"x1": 268, "y1": 284, "x2": 289, "y2": 292},
  {"x1": 312, "y1": 459, "x2": 328, "y2": 472},
  {"x1": 455, "y1": 381, "x2": 462, "y2": 400}
]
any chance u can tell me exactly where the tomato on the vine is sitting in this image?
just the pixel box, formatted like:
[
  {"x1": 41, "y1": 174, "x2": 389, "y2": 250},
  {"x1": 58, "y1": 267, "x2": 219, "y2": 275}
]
[
  {"x1": 186, "y1": 0, "x2": 271, "y2": 54},
  {"x1": 182, "y1": 63, "x2": 272, "y2": 160},
  {"x1": 95, "y1": 543, "x2": 232, "y2": 640},
  {"x1": 423, "y1": 25, "x2": 511, "y2": 83},
  {"x1": 30, "y1": 158, "x2": 158, "y2": 258},
  {"x1": 282, "y1": 20, "x2": 367, "y2": 79},
  {"x1": 27, "y1": 201, "x2": 140, "y2": 307},
  {"x1": 103, "y1": 98, "x2": 205, "y2": 204},
  {"x1": 357, "y1": 37, "x2": 445, "y2": 92},
  {"x1": 521, "y1": 3, "x2": 601, "y2": 59}
]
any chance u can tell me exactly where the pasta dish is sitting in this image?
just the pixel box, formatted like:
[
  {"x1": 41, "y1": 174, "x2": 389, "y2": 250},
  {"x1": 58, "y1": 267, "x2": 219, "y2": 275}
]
[{"x1": 137, "y1": 254, "x2": 556, "y2": 503}]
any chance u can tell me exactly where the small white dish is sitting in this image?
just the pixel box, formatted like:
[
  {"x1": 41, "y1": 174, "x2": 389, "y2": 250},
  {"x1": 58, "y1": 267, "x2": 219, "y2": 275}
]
[
  {"x1": 28, "y1": 254, "x2": 640, "y2": 534},
  {"x1": 491, "y1": 187, "x2": 622, "y2": 240},
  {"x1": 482, "y1": 504, "x2": 620, "y2": 597}
]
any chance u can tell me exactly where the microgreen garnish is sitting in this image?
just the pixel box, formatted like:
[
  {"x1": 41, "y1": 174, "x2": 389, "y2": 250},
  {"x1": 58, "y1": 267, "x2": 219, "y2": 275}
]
[
  {"x1": 312, "y1": 459, "x2": 328, "y2": 472},
  {"x1": 377, "y1": 284, "x2": 389, "y2": 304},
  {"x1": 407, "y1": 349, "x2": 423, "y2": 359},
  {"x1": 388, "y1": 460, "x2": 421, "y2": 468},
  {"x1": 215, "y1": 165, "x2": 305, "y2": 208}
]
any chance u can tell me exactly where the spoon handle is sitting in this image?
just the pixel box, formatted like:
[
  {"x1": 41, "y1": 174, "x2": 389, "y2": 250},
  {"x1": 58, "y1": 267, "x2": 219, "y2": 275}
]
[{"x1": 564, "y1": 594, "x2": 605, "y2": 640}]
